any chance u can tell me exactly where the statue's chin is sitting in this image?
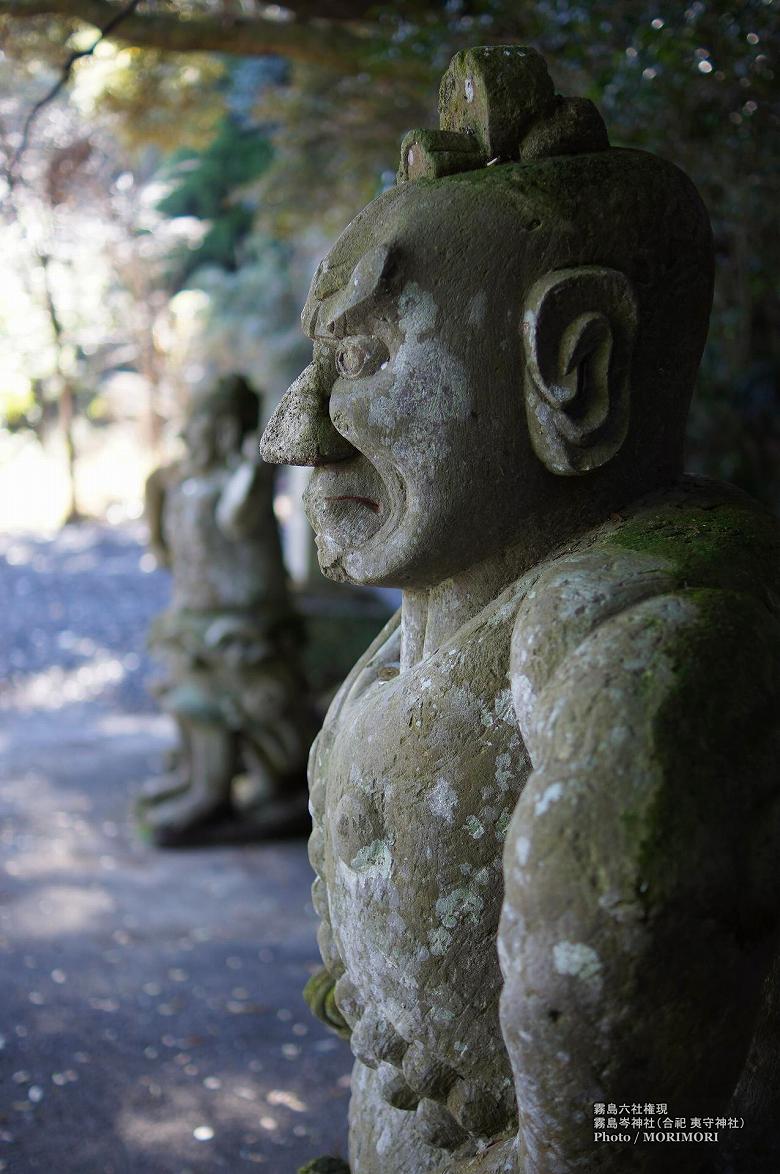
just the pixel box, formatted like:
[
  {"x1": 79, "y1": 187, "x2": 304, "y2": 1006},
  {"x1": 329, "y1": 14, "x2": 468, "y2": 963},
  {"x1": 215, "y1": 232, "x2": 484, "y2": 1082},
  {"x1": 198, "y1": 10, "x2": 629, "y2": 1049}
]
[
  {"x1": 312, "y1": 504, "x2": 407, "y2": 588},
  {"x1": 313, "y1": 530, "x2": 352, "y2": 583},
  {"x1": 318, "y1": 557, "x2": 351, "y2": 584},
  {"x1": 315, "y1": 535, "x2": 387, "y2": 588}
]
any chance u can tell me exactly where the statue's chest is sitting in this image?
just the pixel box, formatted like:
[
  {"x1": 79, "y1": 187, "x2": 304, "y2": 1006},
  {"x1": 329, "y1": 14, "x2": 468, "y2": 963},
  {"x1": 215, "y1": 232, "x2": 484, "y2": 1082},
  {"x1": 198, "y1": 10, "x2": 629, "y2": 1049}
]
[
  {"x1": 165, "y1": 477, "x2": 222, "y2": 559},
  {"x1": 311, "y1": 613, "x2": 531, "y2": 1053},
  {"x1": 322, "y1": 643, "x2": 526, "y2": 866}
]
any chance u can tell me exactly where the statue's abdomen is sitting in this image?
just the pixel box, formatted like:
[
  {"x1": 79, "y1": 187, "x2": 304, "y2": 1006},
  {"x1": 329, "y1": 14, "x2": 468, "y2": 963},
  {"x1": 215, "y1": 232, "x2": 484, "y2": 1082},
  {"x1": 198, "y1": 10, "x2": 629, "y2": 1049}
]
[{"x1": 310, "y1": 616, "x2": 531, "y2": 1141}]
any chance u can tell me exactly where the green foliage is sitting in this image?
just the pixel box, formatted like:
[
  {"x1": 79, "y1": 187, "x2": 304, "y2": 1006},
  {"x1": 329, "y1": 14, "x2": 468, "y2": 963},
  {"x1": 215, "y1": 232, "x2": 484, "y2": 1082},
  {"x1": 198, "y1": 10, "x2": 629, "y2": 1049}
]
[
  {"x1": 0, "y1": 381, "x2": 36, "y2": 428},
  {"x1": 2, "y1": 0, "x2": 776, "y2": 505},
  {"x1": 72, "y1": 47, "x2": 228, "y2": 153},
  {"x1": 297, "y1": 1159, "x2": 350, "y2": 1174},
  {"x1": 246, "y1": 61, "x2": 431, "y2": 237},
  {"x1": 157, "y1": 116, "x2": 273, "y2": 282}
]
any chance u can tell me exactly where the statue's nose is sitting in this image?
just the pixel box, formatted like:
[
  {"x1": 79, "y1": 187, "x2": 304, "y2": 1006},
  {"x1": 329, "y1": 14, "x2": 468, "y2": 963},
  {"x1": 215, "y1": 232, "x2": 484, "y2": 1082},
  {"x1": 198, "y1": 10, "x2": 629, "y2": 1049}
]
[{"x1": 260, "y1": 362, "x2": 357, "y2": 467}]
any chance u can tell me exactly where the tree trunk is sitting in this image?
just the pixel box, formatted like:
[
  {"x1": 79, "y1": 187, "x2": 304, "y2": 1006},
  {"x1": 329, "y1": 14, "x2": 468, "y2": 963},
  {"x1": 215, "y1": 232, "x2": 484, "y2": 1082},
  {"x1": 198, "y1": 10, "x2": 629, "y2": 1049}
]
[
  {"x1": 59, "y1": 379, "x2": 81, "y2": 523},
  {"x1": 38, "y1": 251, "x2": 82, "y2": 524}
]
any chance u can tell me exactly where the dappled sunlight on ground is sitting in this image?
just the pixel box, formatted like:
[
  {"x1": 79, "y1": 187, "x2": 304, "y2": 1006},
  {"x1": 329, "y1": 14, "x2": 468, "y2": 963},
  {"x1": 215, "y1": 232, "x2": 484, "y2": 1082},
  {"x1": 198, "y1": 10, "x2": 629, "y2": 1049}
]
[
  {"x1": 0, "y1": 522, "x2": 166, "y2": 717},
  {"x1": 6, "y1": 654, "x2": 128, "y2": 711}
]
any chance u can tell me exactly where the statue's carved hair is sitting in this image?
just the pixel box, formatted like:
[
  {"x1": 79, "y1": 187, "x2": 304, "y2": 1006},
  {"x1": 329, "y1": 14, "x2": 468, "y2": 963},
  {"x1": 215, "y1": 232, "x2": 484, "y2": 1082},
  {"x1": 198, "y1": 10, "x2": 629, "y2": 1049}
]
[{"x1": 398, "y1": 46, "x2": 609, "y2": 184}]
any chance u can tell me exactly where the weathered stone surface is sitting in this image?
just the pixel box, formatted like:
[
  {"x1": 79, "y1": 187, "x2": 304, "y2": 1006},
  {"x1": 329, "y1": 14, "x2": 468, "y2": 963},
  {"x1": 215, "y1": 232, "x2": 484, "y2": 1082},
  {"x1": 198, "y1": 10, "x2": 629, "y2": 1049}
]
[
  {"x1": 519, "y1": 95, "x2": 608, "y2": 160},
  {"x1": 141, "y1": 375, "x2": 316, "y2": 845},
  {"x1": 439, "y1": 46, "x2": 555, "y2": 159},
  {"x1": 398, "y1": 129, "x2": 486, "y2": 184},
  {"x1": 262, "y1": 45, "x2": 780, "y2": 1174}
]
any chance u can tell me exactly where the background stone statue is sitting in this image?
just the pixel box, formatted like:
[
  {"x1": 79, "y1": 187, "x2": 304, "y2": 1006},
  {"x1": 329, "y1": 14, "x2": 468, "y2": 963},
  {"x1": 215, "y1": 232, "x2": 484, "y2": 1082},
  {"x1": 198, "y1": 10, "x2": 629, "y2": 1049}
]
[
  {"x1": 140, "y1": 374, "x2": 316, "y2": 845},
  {"x1": 261, "y1": 46, "x2": 780, "y2": 1174}
]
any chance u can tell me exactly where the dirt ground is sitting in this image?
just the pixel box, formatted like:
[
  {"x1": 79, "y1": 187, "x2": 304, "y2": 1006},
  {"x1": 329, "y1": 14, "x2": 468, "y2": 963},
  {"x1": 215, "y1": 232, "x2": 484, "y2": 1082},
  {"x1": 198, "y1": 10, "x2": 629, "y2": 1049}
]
[{"x1": 0, "y1": 523, "x2": 352, "y2": 1173}]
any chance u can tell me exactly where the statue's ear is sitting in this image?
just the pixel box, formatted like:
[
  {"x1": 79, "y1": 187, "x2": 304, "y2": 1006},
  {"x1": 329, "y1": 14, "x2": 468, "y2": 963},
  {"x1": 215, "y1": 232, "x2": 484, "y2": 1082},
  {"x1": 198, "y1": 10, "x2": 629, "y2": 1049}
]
[{"x1": 522, "y1": 267, "x2": 638, "y2": 475}]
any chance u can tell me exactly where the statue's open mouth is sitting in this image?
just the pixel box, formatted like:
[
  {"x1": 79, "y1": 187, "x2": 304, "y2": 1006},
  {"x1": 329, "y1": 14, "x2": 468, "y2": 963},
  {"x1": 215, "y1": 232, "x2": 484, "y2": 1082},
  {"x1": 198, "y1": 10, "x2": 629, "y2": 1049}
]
[
  {"x1": 324, "y1": 495, "x2": 382, "y2": 514},
  {"x1": 303, "y1": 454, "x2": 407, "y2": 582}
]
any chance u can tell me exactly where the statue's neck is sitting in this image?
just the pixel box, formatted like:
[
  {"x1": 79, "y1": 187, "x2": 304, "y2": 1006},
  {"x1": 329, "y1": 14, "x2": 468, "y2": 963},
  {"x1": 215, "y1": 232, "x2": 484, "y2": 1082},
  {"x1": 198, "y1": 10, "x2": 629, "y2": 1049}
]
[
  {"x1": 398, "y1": 493, "x2": 623, "y2": 670},
  {"x1": 399, "y1": 545, "x2": 531, "y2": 671}
]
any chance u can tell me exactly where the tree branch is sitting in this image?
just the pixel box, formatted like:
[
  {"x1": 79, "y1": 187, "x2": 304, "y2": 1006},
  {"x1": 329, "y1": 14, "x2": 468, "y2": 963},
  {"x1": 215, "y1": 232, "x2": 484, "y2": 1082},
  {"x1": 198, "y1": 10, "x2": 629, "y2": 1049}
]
[
  {"x1": 0, "y1": 0, "x2": 387, "y2": 70},
  {"x1": 8, "y1": 0, "x2": 143, "y2": 178}
]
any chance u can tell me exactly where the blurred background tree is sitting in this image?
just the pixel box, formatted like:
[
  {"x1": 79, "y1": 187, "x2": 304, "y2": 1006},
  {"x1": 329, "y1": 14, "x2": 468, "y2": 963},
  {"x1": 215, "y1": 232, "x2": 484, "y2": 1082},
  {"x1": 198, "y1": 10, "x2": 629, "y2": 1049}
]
[{"x1": 0, "y1": 0, "x2": 777, "y2": 530}]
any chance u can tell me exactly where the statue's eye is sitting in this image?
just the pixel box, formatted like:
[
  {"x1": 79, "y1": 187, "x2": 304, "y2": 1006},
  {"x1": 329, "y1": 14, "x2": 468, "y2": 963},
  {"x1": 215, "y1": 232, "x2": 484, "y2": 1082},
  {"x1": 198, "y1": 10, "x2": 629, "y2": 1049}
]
[{"x1": 335, "y1": 336, "x2": 389, "y2": 379}]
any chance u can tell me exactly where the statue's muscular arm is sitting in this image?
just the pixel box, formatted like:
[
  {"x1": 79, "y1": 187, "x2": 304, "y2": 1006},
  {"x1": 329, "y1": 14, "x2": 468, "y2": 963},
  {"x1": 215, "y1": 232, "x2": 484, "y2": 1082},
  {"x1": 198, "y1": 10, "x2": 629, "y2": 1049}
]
[
  {"x1": 216, "y1": 443, "x2": 276, "y2": 541},
  {"x1": 144, "y1": 462, "x2": 179, "y2": 568},
  {"x1": 499, "y1": 562, "x2": 780, "y2": 1174}
]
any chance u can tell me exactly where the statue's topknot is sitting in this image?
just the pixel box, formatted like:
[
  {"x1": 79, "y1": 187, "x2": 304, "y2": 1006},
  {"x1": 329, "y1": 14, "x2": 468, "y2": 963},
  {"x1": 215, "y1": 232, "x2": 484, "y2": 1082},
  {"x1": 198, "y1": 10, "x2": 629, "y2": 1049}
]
[{"x1": 398, "y1": 46, "x2": 608, "y2": 183}]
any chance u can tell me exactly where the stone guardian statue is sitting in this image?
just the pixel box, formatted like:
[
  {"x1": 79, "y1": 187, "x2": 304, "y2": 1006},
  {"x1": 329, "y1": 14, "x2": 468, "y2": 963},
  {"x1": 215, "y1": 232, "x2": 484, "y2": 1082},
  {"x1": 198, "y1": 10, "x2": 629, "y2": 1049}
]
[
  {"x1": 141, "y1": 375, "x2": 316, "y2": 845},
  {"x1": 261, "y1": 48, "x2": 780, "y2": 1174}
]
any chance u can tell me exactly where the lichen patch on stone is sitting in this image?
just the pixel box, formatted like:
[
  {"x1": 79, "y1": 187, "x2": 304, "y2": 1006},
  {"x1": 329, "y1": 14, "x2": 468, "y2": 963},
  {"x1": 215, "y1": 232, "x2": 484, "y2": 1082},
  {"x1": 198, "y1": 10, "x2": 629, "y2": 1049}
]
[
  {"x1": 350, "y1": 839, "x2": 393, "y2": 878},
  {"x1": 534, "y1": 781, "x2": 564, "y2": 816},
  {"x1": 552, "y1": 940, "x2": 602, "y2": 984},
  {"x1": 428, "y1": 777, "x2": 458, "y2": 821}
]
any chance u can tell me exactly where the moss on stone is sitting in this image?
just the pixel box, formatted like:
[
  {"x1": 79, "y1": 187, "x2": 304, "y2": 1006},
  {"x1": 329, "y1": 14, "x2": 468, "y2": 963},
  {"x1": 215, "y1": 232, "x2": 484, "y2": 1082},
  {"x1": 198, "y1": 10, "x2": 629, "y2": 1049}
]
[
  {"x1": 298, "y1": 1159, "x2": 350, "y2": 1174},
  {"x1": 609, "y1": 495, "x2": 780, "y2": 599},
  {"x1": 303, "y1": 966, "x2": 352, "y2": 1040}
]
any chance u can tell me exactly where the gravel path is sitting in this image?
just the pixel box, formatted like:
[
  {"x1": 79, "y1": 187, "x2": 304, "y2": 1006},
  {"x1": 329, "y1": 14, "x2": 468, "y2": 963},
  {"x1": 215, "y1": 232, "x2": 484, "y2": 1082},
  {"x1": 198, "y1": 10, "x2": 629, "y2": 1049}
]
[
  {"x1": 0, "y1": 523, "x2": 167, "y2": 717},
  {"x1": 0, "y1": 524, "x2": 351, "y2": 1173}
]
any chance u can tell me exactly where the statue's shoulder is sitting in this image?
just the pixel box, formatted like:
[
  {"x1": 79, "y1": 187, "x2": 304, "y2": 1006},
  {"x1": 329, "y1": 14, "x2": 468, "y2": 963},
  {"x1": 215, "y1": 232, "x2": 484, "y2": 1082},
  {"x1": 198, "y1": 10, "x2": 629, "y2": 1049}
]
[
  {"x1": 167, "y1": 466, "x2": 231, "y2": 515},
  {"x1": 603, "y1": 476, "x2": 780, "y2": 600},
  {"x1": 145, "y1": 459, "x2": 183, "y2": 498},
  {"x1": 321, "y1": 607, "x2": 402, "y2": 726},
  {"x1": 512, "y1": 477, "x2": 780, "y2": 714}
]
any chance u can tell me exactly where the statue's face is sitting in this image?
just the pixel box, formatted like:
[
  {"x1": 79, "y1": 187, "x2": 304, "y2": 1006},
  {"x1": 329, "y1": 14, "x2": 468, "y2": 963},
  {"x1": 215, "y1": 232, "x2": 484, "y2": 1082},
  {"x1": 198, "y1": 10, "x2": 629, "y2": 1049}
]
[
  {"x1": 266, "y1": 181, "x2": 546, "y2": 588},
  {"x1": 185, "y1": 408, "x2": 241, "y2": 471},
  {"x1": 185, "y1": 410, "x2": 217, "y2": 471},
  {"x1": 301, "y1": 283, "x2": 499, "y2": 587}
]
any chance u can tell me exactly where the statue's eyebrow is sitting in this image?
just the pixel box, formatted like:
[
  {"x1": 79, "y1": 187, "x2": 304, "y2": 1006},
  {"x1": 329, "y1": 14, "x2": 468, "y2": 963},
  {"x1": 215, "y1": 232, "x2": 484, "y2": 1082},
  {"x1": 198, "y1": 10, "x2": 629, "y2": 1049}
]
[
  {"x1": 316, "y1": 292, "x2": 380, "y2": 340},
  {"x1": 305, "y1": 244, "x2": 395, "y2": 341}
]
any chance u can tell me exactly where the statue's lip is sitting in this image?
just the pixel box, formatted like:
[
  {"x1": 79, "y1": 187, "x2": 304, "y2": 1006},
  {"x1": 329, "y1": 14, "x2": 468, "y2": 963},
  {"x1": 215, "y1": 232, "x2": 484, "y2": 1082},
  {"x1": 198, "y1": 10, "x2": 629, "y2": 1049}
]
[
  {"x1": 305, "y1": 458, "x2": 407, "y2": 577},
  {"x1": 323, "y1": 494, "x2": 382, "y2": 514}
]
